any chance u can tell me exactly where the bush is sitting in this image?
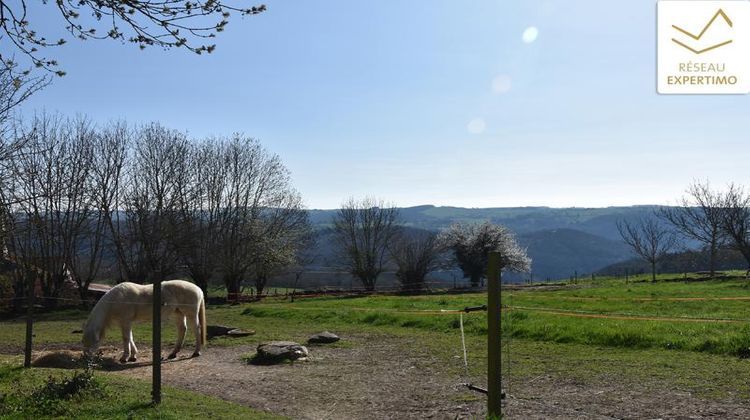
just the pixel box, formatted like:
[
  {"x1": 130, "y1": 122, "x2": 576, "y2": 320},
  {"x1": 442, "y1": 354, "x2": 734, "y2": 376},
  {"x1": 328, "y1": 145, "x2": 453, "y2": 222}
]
[
  {"x1": 33, "y1": 368, "x2": 104, "y2": 402},
  {"x1": 1, "y1": 368, "x2": 106, "y2": 417}
]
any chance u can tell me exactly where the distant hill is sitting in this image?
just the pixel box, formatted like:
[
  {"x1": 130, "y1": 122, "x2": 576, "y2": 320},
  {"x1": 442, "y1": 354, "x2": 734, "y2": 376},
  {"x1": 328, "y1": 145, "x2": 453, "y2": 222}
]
[
  {"x1": 309, "y1": 205, "x2": 666, "y2": 241},
  {"x1": 305, "y1": 205, "x2": 680, "y2": 282},
  {"x1": 515, "y1": 229, "x2": 632, "y2": 281}
]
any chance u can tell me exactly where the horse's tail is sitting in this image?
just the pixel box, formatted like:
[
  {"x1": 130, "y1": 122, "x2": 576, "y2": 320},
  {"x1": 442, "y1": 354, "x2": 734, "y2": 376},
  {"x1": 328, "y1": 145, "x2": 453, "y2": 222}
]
[{"x1": 199, "y1": 296, "x2": 207, "y2": 346}]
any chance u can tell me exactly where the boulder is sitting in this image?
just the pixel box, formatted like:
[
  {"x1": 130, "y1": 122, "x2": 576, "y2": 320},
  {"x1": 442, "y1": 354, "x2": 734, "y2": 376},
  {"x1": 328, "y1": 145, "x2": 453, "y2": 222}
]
[
  {"x1": 308, "y1": 331, "x2": 340, "y2": 344},
  {"x1": 253, "y1": 341, "x2": 309, "y2": 364}
]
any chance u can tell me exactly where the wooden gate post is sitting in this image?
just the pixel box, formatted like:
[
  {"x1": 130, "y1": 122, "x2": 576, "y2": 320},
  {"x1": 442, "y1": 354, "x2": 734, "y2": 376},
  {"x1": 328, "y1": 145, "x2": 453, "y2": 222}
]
[
  {"x1": 487, "y1": 251, "x2": 501, "y2": 417},
  {"x1": 152, "y1": 278, "x2": 162, "y2": 404},
  {"x1": 24, "y1": 274, "x2": 34, "y2": 368}
]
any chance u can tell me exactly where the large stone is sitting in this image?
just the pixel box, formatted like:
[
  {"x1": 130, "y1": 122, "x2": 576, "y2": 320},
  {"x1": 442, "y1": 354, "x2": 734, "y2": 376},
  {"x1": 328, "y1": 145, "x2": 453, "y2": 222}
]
[
  {"x1": 308, "y1": 331, "x2": 340, "y2": 344},
  {"x1": 254, "y1": 341, "x2": 309, "y2": 364}
]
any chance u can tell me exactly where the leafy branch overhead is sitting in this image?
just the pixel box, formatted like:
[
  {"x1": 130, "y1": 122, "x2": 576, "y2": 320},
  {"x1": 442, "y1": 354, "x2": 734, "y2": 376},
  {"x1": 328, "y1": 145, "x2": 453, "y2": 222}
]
[{"x1": 0, "y1": 1, "x2": 266, "y2": 76}]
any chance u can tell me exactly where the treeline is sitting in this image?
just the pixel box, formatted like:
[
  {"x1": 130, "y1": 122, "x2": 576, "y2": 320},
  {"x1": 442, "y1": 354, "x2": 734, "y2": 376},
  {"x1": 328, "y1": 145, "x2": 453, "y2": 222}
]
[
  {"x1": 617, "y1": 181, "x2": 750, "y2": 281},
  {"x1": 0, "y1": 115, "x2": 311, "y2": 306},
  {"x1": 330, "y1": 198, "x2": 531, "y2": 292}
]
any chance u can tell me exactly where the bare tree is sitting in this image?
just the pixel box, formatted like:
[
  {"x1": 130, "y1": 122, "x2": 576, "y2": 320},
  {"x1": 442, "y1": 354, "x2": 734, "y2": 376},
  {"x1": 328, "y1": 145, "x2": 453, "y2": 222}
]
[
  {"x1": 0, "y1": 1, "x2": 265, "y2": 77},
  {"x1": 288, "y1": 230, "x2": 317, "y2": 296},
  {"x1": 119, "y1": 123, "x2": 189, "y2": 284},
  {"x1": 332, "y1": 197, "x2": 400, "y2": 292},
  {"x1": 0, "y1": 66, "x2": 48, "y2": 123},
  {"x1": 720, "y1": 184, "x2": 750, "y2": 277},
  {"x1": 5, "y1": 115, "x2": 98, "y2": 306},
  {"x1": 250, "y1": 194, "x2": 311, "y2": 296},
  {"x1": 659, "y1": 181, "x2": 726, "y2": 278},
  {"x1": 174, "y1": 139, "x2": 226, "y2": 294},
  {"x1": 389, "y1": 229, "x2": 444, "y2": 293},
  {"x1": 617, "y1": 218, "x2": 677, "y2": 282},
  {"x1": 215, "y1": 137, "x2": 258, "y2": 299},
  {"x1": 0, "y1": 68, "x2": 49, "y2": 254},
  {"x1": 215, "y1": 136, "x2": 305, "y2": 300},
  {"x1": 70, "y1": 122, "x2": 129, "y2": 301},
  {"x1": 441, "y1": 222, "x2": 530, "y2": 287}
]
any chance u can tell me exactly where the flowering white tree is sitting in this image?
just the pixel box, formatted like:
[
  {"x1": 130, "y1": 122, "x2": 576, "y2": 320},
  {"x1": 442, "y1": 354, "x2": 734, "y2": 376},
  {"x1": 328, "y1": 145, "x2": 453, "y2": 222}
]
[{"x1": 442, "y1": 222, "x2": 530, "y2": 287}]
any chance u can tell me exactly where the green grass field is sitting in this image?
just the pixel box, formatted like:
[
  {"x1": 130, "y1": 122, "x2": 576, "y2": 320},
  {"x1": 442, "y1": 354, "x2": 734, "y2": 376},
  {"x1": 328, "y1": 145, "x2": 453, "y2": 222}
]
[
  {"x1": 4, "y1": 273, "x2": 750, "y2": 358},
  {"x1": 0, "y1": 357, "x2": 279, "y2": 419},
  {"x1": 4, "y1": 272, "x2": 750, "y2": 415}
]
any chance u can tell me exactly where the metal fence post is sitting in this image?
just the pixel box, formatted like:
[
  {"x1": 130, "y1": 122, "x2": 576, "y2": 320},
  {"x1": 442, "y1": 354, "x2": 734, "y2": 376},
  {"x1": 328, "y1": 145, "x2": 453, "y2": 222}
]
[{"x1": 487, "y1": 251, "x2": 501, "y2": 417}]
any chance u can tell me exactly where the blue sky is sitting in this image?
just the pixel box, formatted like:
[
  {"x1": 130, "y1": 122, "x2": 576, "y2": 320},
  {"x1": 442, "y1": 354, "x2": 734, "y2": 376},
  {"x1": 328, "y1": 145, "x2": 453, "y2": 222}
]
[{"x1": 16, "y1": 1, "x2": 750, "y2": 209}]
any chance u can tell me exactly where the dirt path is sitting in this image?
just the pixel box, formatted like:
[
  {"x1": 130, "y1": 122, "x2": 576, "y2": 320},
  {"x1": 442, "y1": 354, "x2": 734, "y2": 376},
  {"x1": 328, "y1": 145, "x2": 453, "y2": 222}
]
[
  {"x1": 84, "y1": 333, "x2": 750, "y2": 420},
  {"x1": 99, "y1": 334, "x2": 485, "y2": 419}
]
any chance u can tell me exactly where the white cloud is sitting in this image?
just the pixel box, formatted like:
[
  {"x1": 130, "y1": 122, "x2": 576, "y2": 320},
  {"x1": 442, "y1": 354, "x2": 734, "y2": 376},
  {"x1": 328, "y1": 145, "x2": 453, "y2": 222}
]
[
  {"x1": 491, "y1": 74, "x2": 512, "y2": 94},
  {"x1": 467, "y1": 118, "x2": 486, "y2": 134},
  {"x1": 522, "y1": 26, "x2": 539, "y2": 44}
]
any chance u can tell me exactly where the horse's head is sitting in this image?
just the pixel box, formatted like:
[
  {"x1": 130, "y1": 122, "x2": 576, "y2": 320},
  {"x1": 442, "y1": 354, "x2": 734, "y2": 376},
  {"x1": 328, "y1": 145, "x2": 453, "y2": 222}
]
[{"x1": 81, "y1": 322, "x2": 100, "y2": 357}]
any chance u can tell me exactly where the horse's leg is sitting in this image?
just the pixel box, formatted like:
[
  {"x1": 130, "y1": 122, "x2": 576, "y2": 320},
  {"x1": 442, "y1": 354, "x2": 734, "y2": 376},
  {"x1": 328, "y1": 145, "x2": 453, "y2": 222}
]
[
  {"x1": 189, "y1": 311, "x2": 202, "y2": 357},
  {"x1": 168, "y1": 314, "x2": 187, "y2": 359},
  {"x1": 127, "y1": 330, "x2": 138, "y2": 362},
  {"x1": 119, "y1": 323, "x2": 131, "y2": 363}
]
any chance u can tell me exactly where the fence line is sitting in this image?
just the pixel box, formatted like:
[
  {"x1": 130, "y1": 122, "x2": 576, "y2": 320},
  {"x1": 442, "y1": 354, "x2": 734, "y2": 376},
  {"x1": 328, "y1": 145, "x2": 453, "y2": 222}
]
[
  {"x1": 508, "y1": 293, "x2": 750, "y2": 302},
  {"x1": 6, "y1": 294, "x2": 750, "y2": 324},
  {"x1": 507, "y1": 305, "x2": 750, "y2": 323},
  {"x1": 244, "y1": 303, "x2": 484, "y2": 316}
]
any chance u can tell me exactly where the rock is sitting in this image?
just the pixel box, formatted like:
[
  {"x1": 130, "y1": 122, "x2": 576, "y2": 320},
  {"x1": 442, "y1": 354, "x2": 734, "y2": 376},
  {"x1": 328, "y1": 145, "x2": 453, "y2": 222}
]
[
  {"x1": 226, "y1": 329, "x2": 255, "y2": 337},
  {"x1": 253, "y1": 341, "x2": 309, "y2": 364},
  {"x1": 207, "y1": 325, "x2": 254, "y2": 339},
  {"x1": 308, "y1": 331, "x2": 340, "y2": 344},
  {"x1": 207, "y1": 325, "x2": 236, "y2": 338}
]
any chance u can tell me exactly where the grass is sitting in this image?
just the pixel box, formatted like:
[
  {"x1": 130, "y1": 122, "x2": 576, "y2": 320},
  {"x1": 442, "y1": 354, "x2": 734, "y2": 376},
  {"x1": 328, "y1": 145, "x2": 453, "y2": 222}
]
[
  {"x1": 5, "y1": 273, "x2": 750, "y2": 412},
  {"x1": 497, "y1": 273, "x2": 750, "y2": 356},
  {"x1": 4, "y1": 274, "x2": 750, "y2": 357},
  {"x1": 0, "y1": 356, "x2": 280, "y2": 419}
]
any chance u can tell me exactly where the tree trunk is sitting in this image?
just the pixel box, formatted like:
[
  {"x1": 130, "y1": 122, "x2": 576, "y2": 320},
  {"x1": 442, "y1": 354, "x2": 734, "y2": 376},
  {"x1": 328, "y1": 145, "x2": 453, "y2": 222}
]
[
  {"x1": 709, "y1": 238, "x2": 718, "y2": 279},
  {"x1": 651, "y1": 262, "x2": 657, "y2": 282},
  {"x1": 224, "y1": 273, "x2": 242, "y2": 302},
  {"x1": 255, "y1": 274, "x2": 268, "y2": 297},
  {"x1": 361, "y1": 274, "x2": 377, "y2": 292},
  {"x1": 78, "y1": 282, "x2": 91, "y2": 309},
  {"x1": 192, "y1": 274, "x2": 209, "y2": 297},
  {"x1": 470, "y1": 274, "x2": 481, "y2": 288}
]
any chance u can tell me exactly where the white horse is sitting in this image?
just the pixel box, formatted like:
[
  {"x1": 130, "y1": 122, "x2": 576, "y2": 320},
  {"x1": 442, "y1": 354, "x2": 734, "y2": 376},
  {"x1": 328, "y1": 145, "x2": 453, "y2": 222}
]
[{"x1": 82, "y1": 280, "x2": 207, "y2": 363}]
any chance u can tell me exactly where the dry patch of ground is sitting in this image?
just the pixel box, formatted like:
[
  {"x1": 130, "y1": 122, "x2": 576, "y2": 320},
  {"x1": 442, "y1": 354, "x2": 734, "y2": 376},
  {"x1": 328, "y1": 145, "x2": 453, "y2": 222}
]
[
  {"x1": 94, "y1": 334, "x2": 484, "y2": 419},
  {"x1": 27, "y1": 334, "x2": 750, "y2": 419}
]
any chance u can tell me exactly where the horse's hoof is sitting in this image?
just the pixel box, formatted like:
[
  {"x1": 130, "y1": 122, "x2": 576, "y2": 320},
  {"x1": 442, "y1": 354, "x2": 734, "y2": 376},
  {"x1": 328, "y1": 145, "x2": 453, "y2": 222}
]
[
  {"x1": 191, "y1": 351, "x2": 201, "y2": 358},
  {"x1": 127, "y1": 356, "x2": 137, "y2": 362},
  {"x1": 167, "y1": 353, "x2": 177, "y2": 360},
  {"x1": 119, "y1": 358, "x2": 128, "y2": 364}
]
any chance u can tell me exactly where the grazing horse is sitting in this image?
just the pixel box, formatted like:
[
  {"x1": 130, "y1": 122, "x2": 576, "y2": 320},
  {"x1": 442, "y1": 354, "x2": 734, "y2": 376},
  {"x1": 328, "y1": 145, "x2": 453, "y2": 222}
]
[{"x1": 82, "y1": 280, "x2": 207, "y2": 363}]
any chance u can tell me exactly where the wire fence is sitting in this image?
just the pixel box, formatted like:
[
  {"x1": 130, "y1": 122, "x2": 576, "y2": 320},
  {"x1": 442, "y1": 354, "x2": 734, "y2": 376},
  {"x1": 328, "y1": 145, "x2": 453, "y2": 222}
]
[{"x1": 5, "y1": 279, "x2": 750, "y2": 418}]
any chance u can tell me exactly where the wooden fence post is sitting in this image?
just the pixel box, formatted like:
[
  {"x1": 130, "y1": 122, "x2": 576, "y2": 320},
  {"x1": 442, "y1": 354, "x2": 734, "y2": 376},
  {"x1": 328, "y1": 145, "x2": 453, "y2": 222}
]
[
  {"x1": 152, "y1": 278, "x2": 162, "y2": 404},
  {"x1": 487, "y1": 251, "x2": 501, "y2": 417},
  {"x1": 24, "y1": 274, "x2": 34, "y2": 368}
]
